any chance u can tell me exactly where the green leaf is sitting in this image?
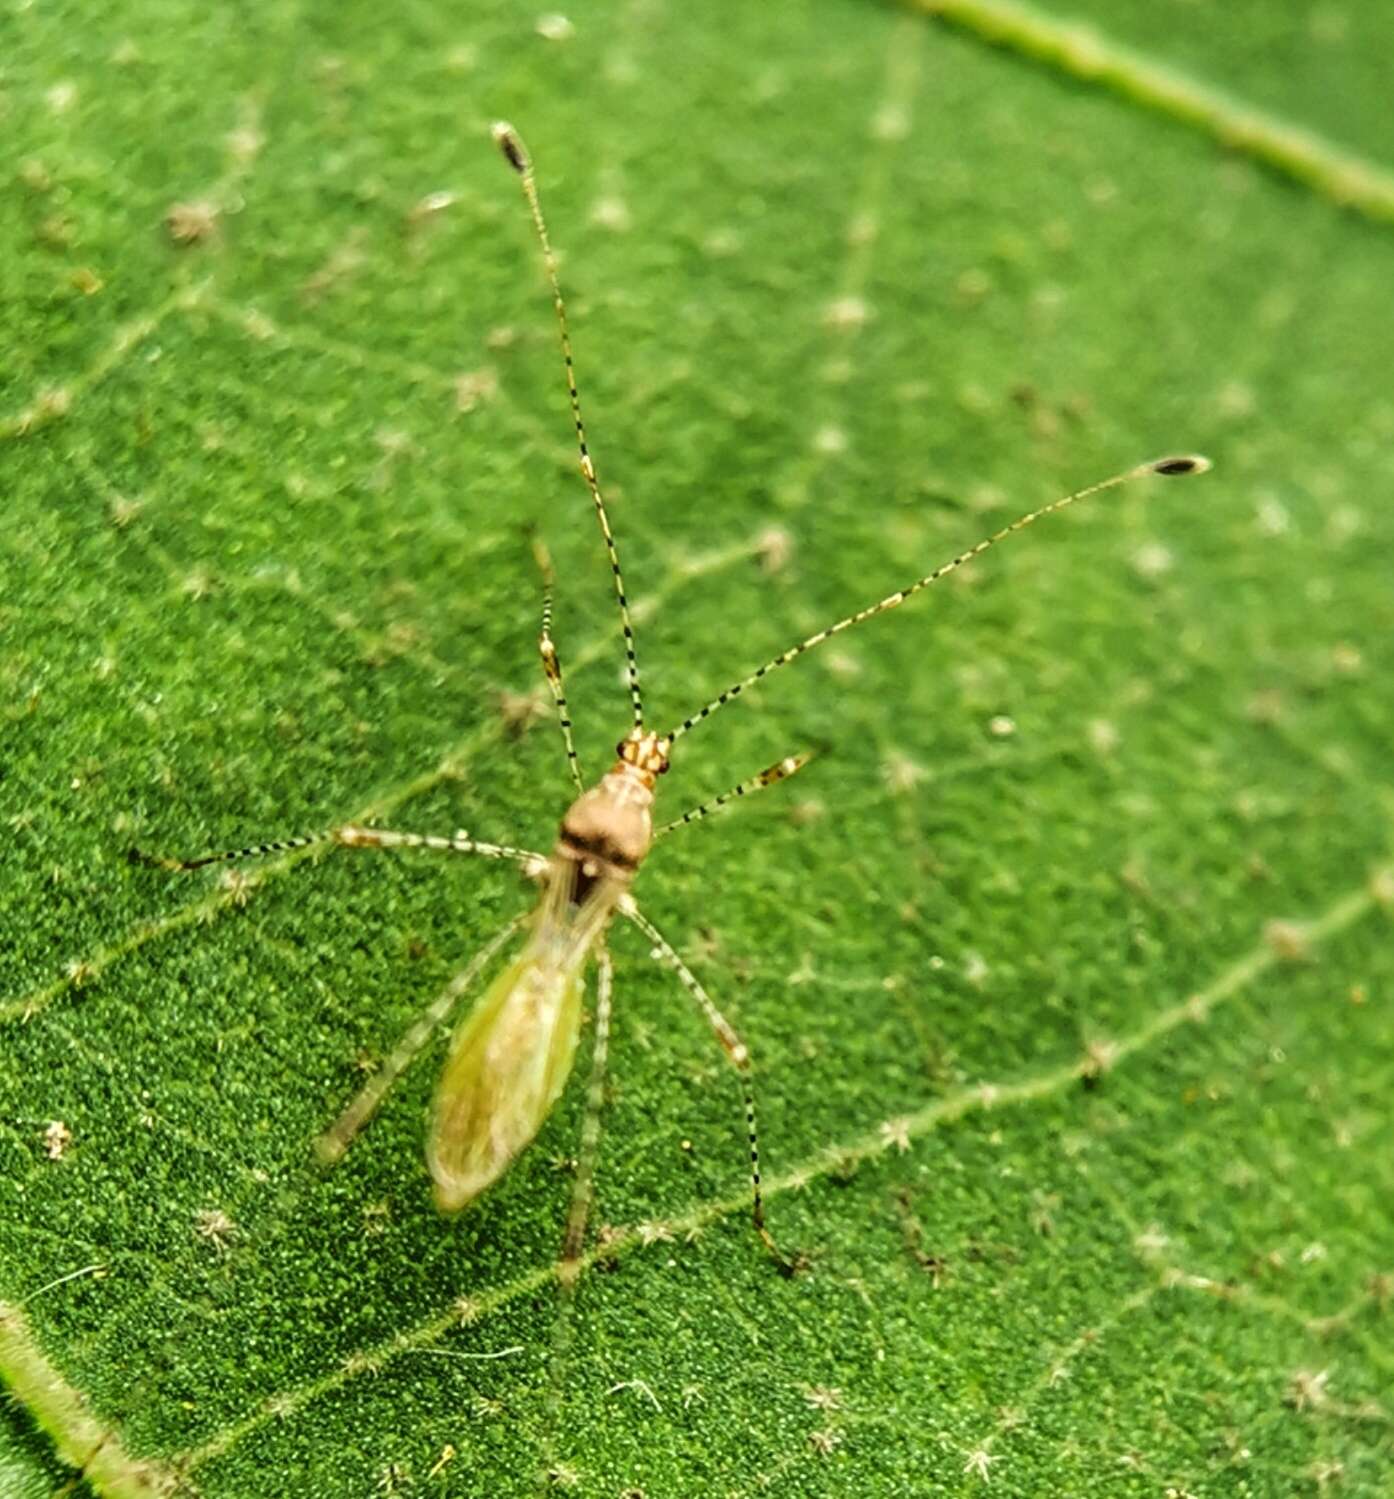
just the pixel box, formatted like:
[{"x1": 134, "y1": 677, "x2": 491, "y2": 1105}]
[{"x1": 4, "y1": 2, "x2": 1392, "y2": 1495}]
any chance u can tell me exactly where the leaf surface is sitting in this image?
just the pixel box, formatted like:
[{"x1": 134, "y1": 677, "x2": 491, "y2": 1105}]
[{"x1": 3, "y1": 2, "x2": 1392, "y2": 1494}]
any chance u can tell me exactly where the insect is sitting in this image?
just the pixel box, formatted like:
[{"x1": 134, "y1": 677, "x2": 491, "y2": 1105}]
[{"x1": 136, "y1": 122, "x2": 1210, "y2": 1279}]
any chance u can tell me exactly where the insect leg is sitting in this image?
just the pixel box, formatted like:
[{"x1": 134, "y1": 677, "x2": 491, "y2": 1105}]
[
  {"x1": 314, "y1": 912, "x2": 528, "y2": 1165},
  {"x1": 539, "y1": 945, "x2": 613, "y2": 1480},
  {"x1": 531, "y1": 534, "x2": 585, "y2": 795},
  {"x1": 335, "y1": 827, "x2": 543, "y2": 866},
  {"x1": 621, "y1": 901, "x2": 800, "y2": 1276},
  {"x1": 654, "y1": 752, "x2": 813, "y2": 839},
  {"x1": 130, "y1": 825, "x2": 544, "y2": 873},
  {"x1": 559, "y1": 943, "x2": 614, "y2": 1283}
]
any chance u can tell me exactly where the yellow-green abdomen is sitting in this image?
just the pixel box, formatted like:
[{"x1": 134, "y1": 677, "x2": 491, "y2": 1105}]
[{"x1": 427, "y1": 951, "x2": 585, "y2": 1213}]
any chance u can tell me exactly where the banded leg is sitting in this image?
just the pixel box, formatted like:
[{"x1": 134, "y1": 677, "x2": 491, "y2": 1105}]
[
  {"x1": 655, "y1": 752, "x2": 812, "y2": 839},
  {"x1": 130, "y1": 824, "x2": 544, "y2": 873},
  {"x1": 532, "y1": 535, "x2": 584, "y2": 795},
  {"x1": 621, "y1": 901, "x2": 800, "y2": 1276},
  {"x1": 315, "y1": 913, "x2": 528, "y2": 1164},
  {"x1": 560, "y1": 944, "x2": 614, "y2": 1282},
  {"x1": 543, "y1": 946, "x2": 615, "y2": 1483}
]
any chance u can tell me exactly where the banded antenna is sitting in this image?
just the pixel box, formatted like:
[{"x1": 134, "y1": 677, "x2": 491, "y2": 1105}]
[
  {"x1": 494, "y1": 121, "x2": 646, "y2": 730},
  {"x1": 664, "y1": 455, "x2": 1211, "y2": 743}
]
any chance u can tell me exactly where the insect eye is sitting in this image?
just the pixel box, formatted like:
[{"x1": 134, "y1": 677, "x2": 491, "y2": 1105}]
[
  {"x1": 658, "y1": 762, "x2": 670, "y2": 774},
  {"x1": 615, "y1": 740, "x2": 626, "y2": 757}
]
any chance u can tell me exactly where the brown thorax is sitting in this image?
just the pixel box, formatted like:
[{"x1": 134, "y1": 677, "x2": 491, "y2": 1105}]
[{"x1": 556, "y1": 729, "x2": 671, "y2": 898}]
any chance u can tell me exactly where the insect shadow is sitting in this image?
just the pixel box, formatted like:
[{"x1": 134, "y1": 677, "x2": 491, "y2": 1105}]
[{"x1": 134, "y1": 122, "x2": 1209, "y2": 1283}]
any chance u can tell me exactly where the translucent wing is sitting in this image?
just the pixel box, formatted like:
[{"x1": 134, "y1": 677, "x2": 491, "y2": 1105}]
[{"x1": 427, "y1": 865, "x2": 619, "y2": 1212}]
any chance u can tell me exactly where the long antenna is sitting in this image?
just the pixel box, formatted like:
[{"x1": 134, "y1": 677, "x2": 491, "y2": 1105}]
[
  {"x1": 494, "y1": 121, "x2": 645, "y2": 730},
  {"x1": 665, "y1": 454, "x2": 1211, "y2": 743}
]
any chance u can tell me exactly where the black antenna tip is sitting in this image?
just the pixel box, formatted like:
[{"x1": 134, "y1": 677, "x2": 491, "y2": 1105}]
[
  {"x1": 1149, "y1": 454, "x2": 1211, "y2": 477},
  {"x1": 492, "y1": 121, "x2": 530, "y2": 175}
]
